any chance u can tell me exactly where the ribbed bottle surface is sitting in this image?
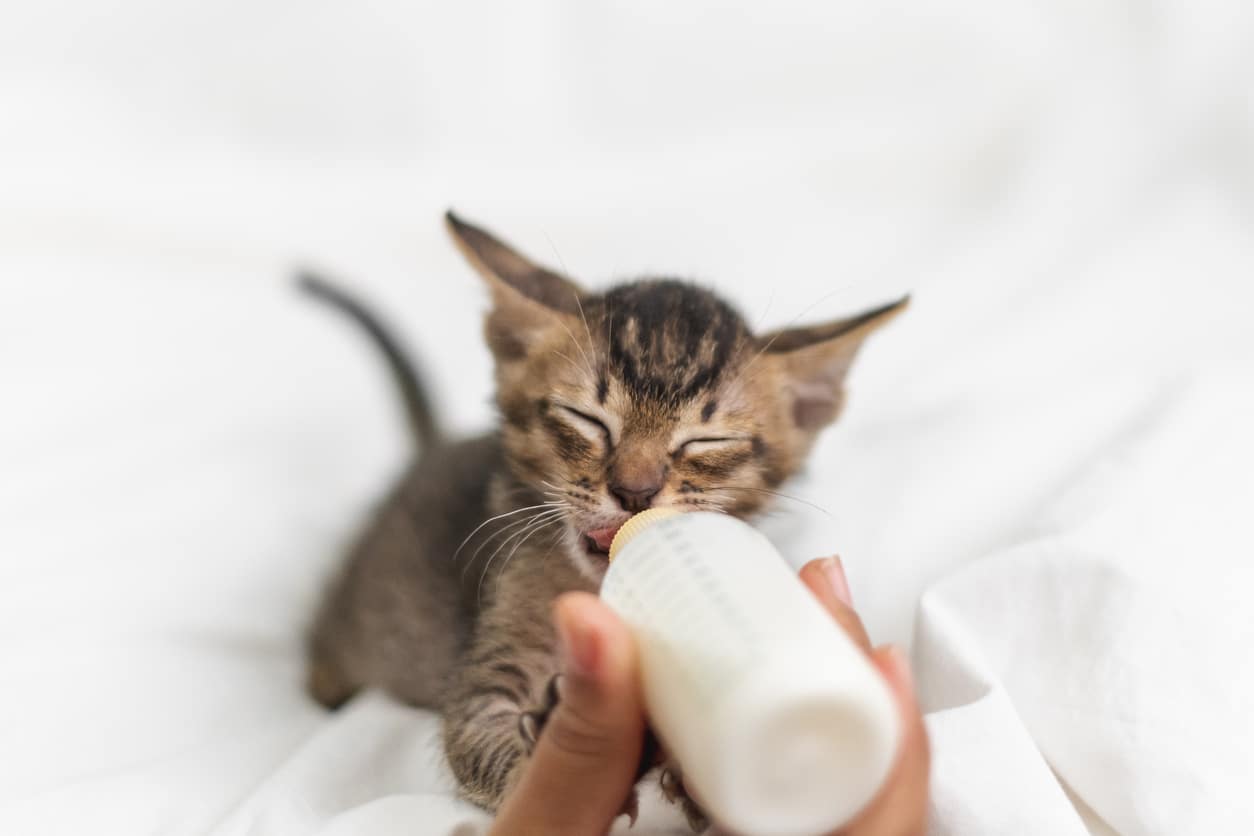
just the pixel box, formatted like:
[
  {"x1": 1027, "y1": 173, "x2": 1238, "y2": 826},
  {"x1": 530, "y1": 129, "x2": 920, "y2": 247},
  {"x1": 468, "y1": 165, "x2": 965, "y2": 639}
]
[{"x1": 600, "y1": 511, "x2": 900, "y2": 836}]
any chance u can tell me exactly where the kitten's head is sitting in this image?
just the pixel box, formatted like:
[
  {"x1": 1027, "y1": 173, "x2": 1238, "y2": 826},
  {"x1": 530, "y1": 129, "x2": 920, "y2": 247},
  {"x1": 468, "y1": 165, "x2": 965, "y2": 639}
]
[{"x1": 448, "y1": 212, "x2": 906, "y2": 579}]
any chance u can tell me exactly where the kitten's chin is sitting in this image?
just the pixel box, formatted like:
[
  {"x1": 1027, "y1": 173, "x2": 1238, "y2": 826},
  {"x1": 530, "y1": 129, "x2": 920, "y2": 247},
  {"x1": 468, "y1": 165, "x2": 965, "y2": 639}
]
[
  {"x1": 570, "y1": 548, "x2": 610, "y2": 583},
  {"x1": 561, "y1": 527, "x2": 617, "y2": 583},
  {"x1": 558, "y1": 519, "x2": 628, "y2": 580}
]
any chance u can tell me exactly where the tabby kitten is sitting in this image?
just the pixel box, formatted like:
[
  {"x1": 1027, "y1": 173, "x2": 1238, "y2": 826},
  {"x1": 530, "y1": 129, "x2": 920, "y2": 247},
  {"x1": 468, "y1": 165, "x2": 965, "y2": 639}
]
[{"x1": 304, "y1": 212, "x2": 906, "y2": 827}]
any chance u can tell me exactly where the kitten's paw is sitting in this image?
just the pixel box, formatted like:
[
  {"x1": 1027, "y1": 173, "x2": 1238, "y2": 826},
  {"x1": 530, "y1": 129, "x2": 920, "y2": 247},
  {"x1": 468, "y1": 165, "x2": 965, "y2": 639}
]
[
  {"x1": 619, "y1": 787, "x2": 642, "y2": 827},
  {"x1": 660, "y1": 762, "x2": 710, "y2": 833},
  {"x1": 517, "y1": 673, "x2": 562, "y2": 754}
]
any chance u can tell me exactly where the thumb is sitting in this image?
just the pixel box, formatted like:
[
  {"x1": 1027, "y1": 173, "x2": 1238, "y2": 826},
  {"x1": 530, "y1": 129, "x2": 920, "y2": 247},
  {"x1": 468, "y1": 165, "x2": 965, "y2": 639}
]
[{"x1": 491, "y1": 592, "x2": 646, "y2": 836}]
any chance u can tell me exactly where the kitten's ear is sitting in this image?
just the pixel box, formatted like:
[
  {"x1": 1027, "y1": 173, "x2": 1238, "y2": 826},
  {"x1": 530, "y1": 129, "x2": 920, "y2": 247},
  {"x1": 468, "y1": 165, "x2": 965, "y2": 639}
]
[
  {"x1": 445, "y1": 210, "x2": 585, "y2": 360},
  {"x1": 760, "y1": 296, "x2": 909, "y2": 431},
  {"x1": 446, "y1": 210, "x2": 583, "y2": 314}
]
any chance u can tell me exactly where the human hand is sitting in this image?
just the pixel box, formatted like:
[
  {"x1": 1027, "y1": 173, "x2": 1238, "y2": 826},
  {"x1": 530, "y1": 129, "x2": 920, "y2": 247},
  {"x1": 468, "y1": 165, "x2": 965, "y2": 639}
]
[
  {"x1": 796, "y1": 556, "x2": 930, "y2": 836},
  {"x1": 490, "y1": 557, "x2": 930, "y2": 836},
  {"x1": 488, "y1": 591, "x2": 646, "y2": 836}
]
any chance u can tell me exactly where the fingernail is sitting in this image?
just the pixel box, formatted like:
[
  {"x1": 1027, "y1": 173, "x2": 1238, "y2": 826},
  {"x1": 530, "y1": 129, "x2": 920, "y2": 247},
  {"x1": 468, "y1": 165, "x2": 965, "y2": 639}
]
[
  {"x1": 883, "y1": 644, "x2": 914, "y2": 690},
  {"x1": 557, "y1": 609, "x2": 601, "y2": 679},
  {"x1": 822, "y1": 556, "x2": 853, "y2": 607}
]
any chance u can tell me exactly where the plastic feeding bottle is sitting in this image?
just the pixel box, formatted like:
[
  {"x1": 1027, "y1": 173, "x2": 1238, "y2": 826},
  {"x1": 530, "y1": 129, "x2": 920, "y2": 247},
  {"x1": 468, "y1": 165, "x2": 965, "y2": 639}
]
[{"x1": 602, "y1": 509, "x2": 901, "y2": 836}]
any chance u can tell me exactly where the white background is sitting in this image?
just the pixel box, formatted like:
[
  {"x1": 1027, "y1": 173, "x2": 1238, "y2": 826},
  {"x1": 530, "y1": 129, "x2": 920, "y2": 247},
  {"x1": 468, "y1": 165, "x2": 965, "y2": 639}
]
[{"x1": 2, "y1": 1, "x2": 1253, "y2": 834}]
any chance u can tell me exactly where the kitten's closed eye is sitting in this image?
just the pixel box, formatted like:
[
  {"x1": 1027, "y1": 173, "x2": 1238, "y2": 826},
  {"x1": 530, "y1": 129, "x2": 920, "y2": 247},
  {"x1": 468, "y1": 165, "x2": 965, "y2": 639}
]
[
  {"x1": 556, "y1": 404, "x2": 614, "y2": 447},
  {"x1": 676, "y1": 436, "x2": 750, "y2": 456}
]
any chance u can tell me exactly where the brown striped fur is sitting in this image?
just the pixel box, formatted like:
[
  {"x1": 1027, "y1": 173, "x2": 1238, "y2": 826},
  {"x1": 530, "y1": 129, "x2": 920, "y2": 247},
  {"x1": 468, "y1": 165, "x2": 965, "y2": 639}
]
[{"x1": 305, "y1": 212, "x2": 907, "y2": 818}]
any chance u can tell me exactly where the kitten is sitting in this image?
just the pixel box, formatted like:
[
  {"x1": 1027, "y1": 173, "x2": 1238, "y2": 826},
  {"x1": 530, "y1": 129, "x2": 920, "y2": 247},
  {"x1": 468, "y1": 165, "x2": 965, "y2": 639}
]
[{"x1": 303, "y1": 212, "x2": 906, "y2": 828}]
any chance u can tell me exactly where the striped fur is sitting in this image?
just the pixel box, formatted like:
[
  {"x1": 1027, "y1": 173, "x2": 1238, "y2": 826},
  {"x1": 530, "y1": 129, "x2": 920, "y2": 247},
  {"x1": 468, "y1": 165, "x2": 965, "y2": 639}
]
[{"x1": 306, "y1": 212, "x2": 907, "y2": 820}]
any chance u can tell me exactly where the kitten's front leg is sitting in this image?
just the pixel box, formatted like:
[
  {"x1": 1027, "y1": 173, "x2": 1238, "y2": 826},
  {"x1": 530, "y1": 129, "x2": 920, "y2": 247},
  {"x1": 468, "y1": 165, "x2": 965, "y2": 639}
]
[
  {"x1": 446, "y1": 638, "x2": 688, "y2": 831},
  {"x1": 442, "y1": 635, "x2": 560, "y2": 810},
  {"x1": 443, "y1": 646, "x2": 556, "y2": 812},
  {"x1": 659, "y1": 758, "x2": 711, "y2": 832}
]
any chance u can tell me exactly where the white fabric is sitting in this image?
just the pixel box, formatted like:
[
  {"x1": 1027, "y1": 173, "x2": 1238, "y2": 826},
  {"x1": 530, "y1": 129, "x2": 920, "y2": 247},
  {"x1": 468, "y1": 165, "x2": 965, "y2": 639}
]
[{"x1": 2, "y1": 1, "x2": 1253, "y2": 834}]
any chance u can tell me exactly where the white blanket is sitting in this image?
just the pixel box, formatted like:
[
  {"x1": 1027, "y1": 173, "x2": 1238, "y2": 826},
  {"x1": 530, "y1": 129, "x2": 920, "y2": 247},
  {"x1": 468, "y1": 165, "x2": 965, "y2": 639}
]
[{"x1": 2, "y1": 1, "x2": 1252, "y2": 834}]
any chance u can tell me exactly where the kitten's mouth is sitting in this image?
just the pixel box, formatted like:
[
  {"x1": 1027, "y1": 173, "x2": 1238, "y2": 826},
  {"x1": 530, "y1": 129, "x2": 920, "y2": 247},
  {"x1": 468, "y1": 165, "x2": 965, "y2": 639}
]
[{"x1": 583, "y1": 525, "x2": 623, "y2": 558}]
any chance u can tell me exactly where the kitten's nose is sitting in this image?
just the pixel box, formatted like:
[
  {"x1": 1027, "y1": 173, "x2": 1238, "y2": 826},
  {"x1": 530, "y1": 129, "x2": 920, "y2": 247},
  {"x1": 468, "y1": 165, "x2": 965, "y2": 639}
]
[
  {"x1": 610, "y1": 453, "x2": 665, "y2": 512},
  {"x1": 610, "y1": 482, "x2": 661, "y2": 513}
]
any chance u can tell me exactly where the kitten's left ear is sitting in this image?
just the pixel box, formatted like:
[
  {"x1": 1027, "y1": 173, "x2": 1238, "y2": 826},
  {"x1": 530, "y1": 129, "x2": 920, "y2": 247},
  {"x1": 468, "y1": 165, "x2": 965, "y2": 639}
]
[{"x1": 760, "y1": 296, "x2": 909, "y2": 432}]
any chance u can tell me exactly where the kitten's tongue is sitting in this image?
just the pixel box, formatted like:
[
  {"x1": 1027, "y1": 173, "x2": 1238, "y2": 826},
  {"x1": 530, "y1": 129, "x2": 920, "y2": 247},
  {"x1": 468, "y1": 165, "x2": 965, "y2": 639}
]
[{"x1": 586, "y1": 525, "x2": 622, "y2": 553}]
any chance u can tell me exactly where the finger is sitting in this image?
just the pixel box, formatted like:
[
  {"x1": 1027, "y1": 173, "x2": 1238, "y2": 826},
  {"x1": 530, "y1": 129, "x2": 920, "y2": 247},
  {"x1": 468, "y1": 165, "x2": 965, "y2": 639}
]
[
  {"x1": 490, "y1": 592, "x2": 645, "y2": 836},
  {"x1": 837, "y1": 645, "x2": 930, "y2": 836},
  {"x1": 799, "y1": 557, "x2": 873, "y2": 655}
]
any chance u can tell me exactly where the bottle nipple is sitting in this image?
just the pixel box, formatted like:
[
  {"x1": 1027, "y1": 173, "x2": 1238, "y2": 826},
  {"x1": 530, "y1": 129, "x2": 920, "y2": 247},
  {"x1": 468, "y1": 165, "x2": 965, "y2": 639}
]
[{"x1": 608, "y1": 507, "x2": 682, "y2": 562}]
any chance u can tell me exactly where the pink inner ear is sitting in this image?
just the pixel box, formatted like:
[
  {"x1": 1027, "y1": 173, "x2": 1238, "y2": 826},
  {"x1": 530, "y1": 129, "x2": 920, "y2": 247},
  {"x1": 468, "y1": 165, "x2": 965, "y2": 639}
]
[{"x1": 790, "y1": 380, "x2": 843, "y2": 431}]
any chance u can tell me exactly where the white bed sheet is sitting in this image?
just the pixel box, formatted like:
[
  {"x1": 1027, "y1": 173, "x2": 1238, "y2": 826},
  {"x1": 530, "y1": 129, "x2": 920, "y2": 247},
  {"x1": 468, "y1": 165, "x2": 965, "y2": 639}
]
[{"x1": 2, "y1": 1, "x2": 1253, "y2": 834}]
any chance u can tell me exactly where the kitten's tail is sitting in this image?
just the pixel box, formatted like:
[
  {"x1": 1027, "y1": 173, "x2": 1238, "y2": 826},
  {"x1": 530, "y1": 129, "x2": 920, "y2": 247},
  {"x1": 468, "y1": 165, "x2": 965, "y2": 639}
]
[{"x1": 297, "y1": 271, "x2": 441, "y2": 453}]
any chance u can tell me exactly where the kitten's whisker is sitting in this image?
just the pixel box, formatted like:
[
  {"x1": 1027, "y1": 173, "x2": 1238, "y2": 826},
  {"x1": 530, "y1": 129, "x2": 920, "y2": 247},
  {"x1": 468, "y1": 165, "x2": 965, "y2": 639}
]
[
  {"x1": 751, "y1": 288, "x2": 777, "y2": 330},
  {"x1": 724, "y1": 284, "x2": 860, "y2": 401},
  {"x1": 543, "y1": 232, "x2": 575, "y2": 281},
  {"x1": 452, "y1": 503, "x2": 560, "y2": 564},
  {"x1": 544, "y1": 487, "x2": 589, "y2": 505},
  {"x1": 572, "y1": 292, "x2": 599, "y2": 371},
  {"x1": 472, "y1": 509, "x2": 566, "y2": 583},
  {"x1": 540, "y1": 480, "x2": 591, "y2": 507},
  {"x1": 693, "y1": 491, "x2": 733, "y2": 510},
  {"x1": 460, "y1": 513, "x2": 544, "y2": 581},
  {"x1": 459, "y1": 504, "x2": 566, "y2": 578},
  {"x1": 551, "y1": 350, "x2": 586, "y2": 377},
  {"x1": 540, "y1": 485, "x2": 577, "y2": 500},
  {"x1": 541, "y1": 233, "x2": 600, "y2": 374},
  {"x1": 476, "y1": 510, "x2": 567, "y2": 606},
  {"x1": 540, "y1": 488, "x2": 577, "y2": 505},
  {"x1": 545, "y1": 498, "x2": 580, "y2": 511},
  {"x1": 720, "y1": 356, "x2": 776, "y2": 403},
  {"x1": 493, "y1": 517, "x2": 564, "y2": 591},
  {"x1": 554, "y1": 317, "x2": 597, "y2": 381},
  {"x1": 706, "y1": 485, "x2": 834, "y2": 517},
  {"x1": 605, "y1": 307, "x2": 615, "y2": 363}
]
